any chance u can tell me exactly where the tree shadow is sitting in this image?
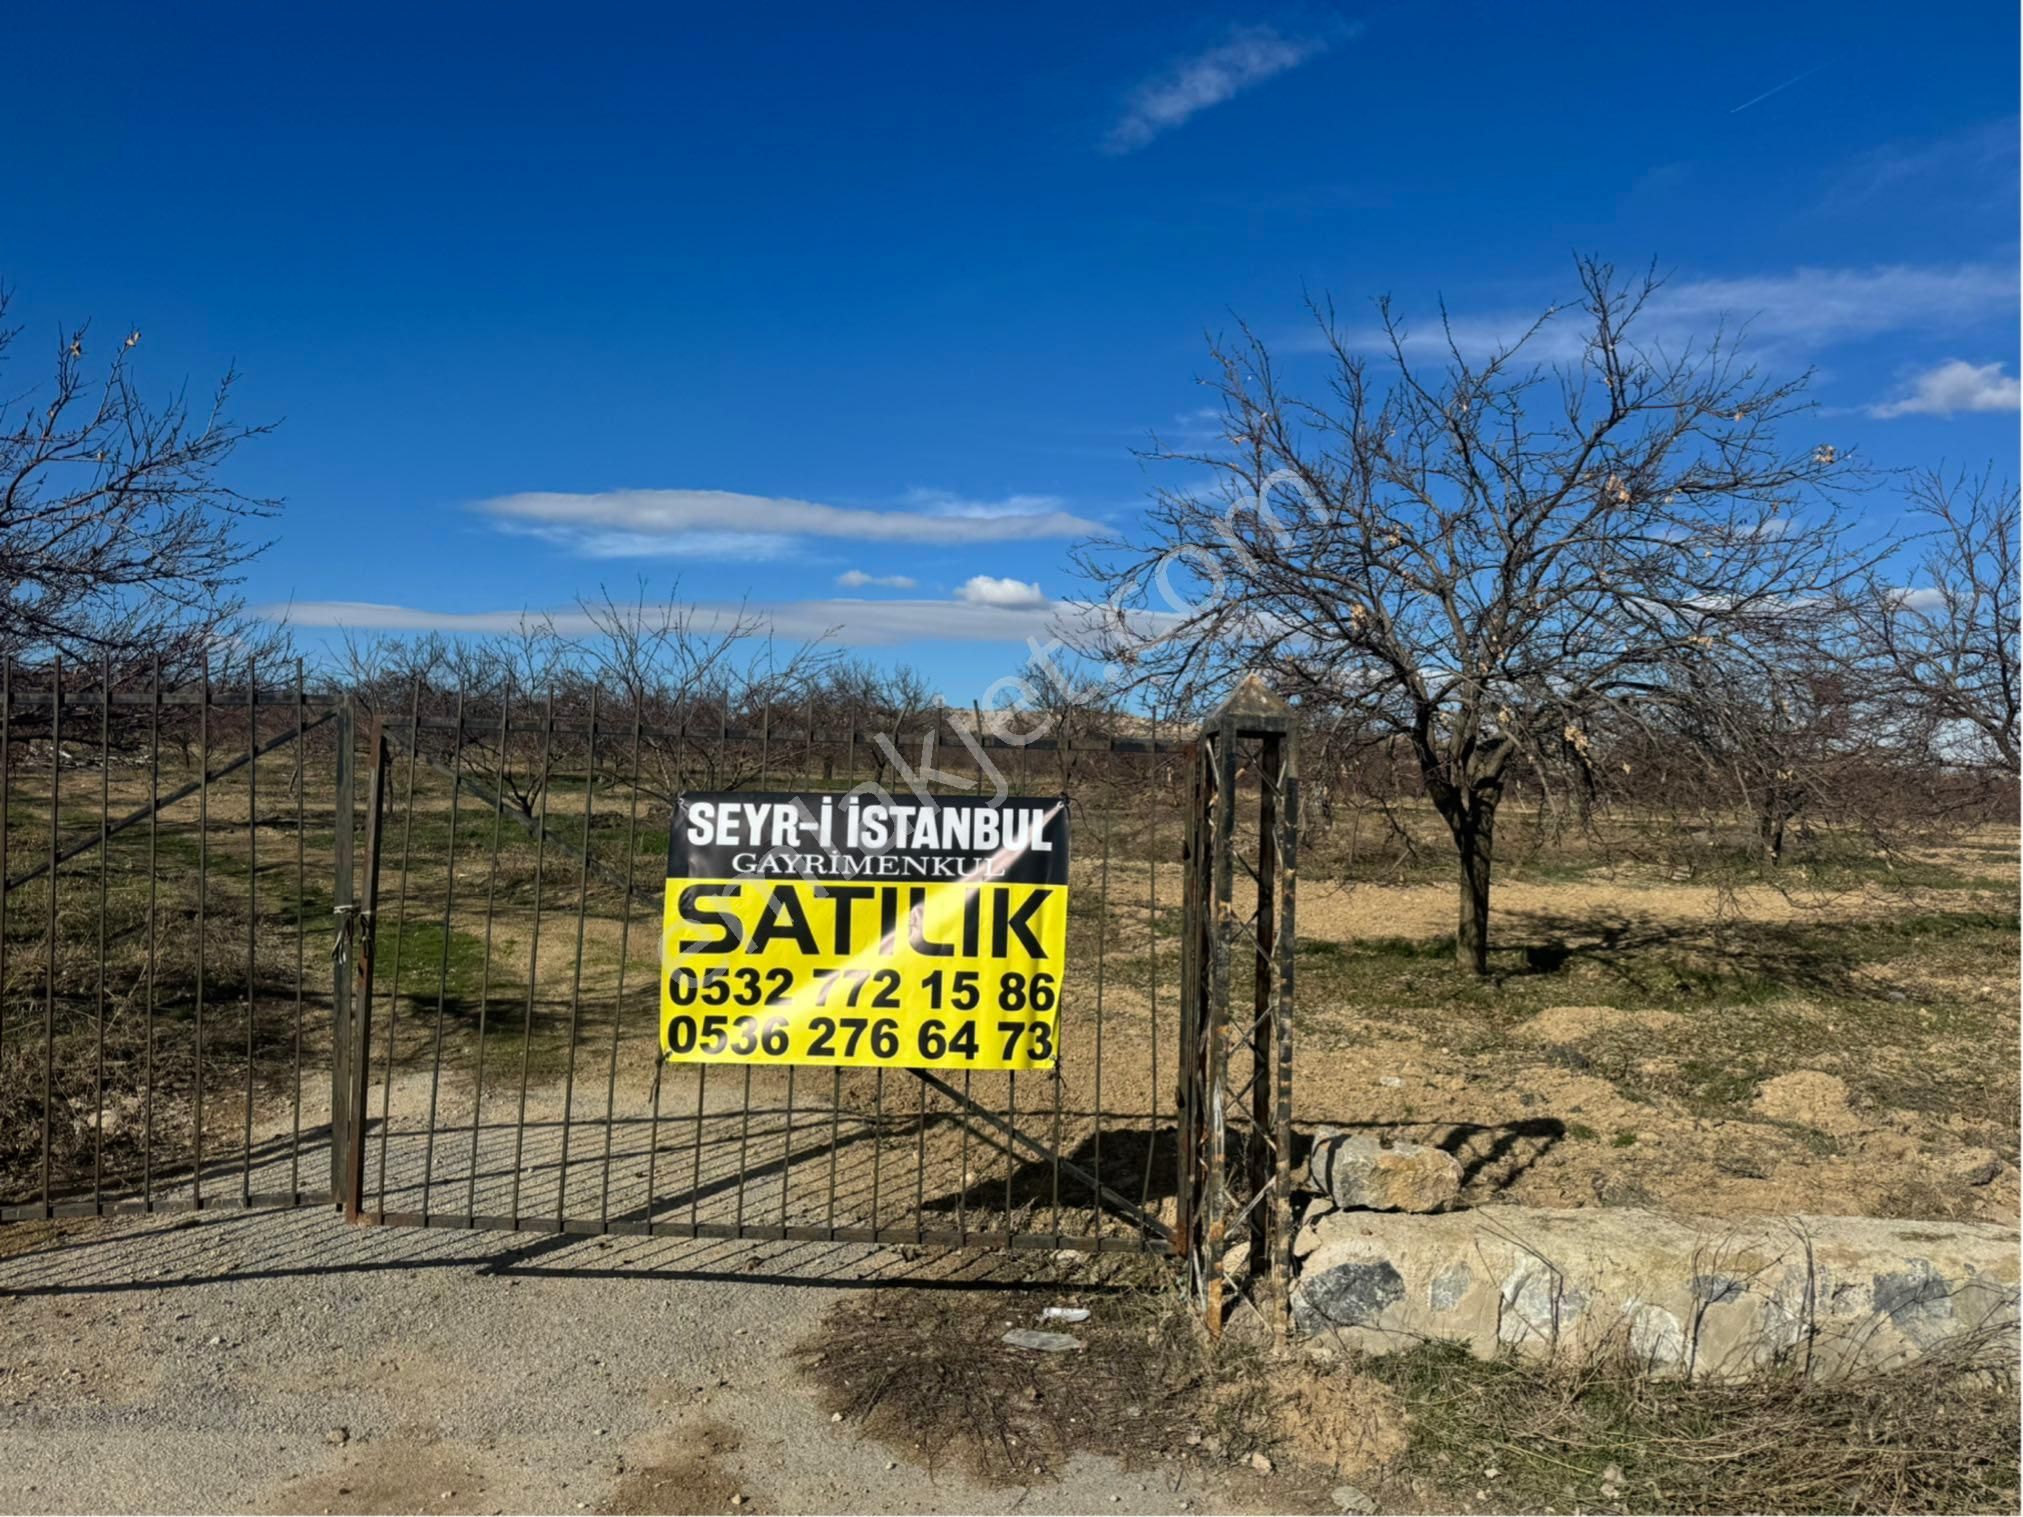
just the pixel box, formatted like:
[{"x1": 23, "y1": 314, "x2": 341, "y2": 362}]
[{"x1": 1492, "y1": 907, "x2": 1890, "y2": 1001}]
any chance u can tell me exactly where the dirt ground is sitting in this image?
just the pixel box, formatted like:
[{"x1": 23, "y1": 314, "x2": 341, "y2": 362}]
[
  {"x1": 0, "y1": 1208, "x2": 1332, "y2": 1517},
  {"x1": 1273, "y1": 858, "x2": 2021, "y2": 1226}
]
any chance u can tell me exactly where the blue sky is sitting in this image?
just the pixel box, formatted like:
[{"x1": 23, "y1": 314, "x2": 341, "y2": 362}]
[{"x1": 3, "y1": 3, "x2": 2016, "y2": 697}]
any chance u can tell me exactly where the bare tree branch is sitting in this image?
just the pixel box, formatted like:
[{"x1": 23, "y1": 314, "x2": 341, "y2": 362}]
[{"x1": 0, "y1": 284, "x2": 284, "y2": 675}]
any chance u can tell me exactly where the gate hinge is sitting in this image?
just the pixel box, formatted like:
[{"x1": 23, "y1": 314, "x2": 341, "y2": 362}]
[{"x1": 331, "y1": 903, "x2": 360, "y2": 961}]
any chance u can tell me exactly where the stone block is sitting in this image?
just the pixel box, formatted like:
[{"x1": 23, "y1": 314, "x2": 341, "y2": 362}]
[{"x1": 1306, "y1": 1129, "x2": 1462, "y2": 1214}]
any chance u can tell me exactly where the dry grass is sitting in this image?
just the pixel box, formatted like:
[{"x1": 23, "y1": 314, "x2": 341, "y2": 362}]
[
  {"x1": 1362, "y1": 1329, "x2": 2020, "y2": 1514},
  {"x1": 0, "y1": 864, "x2": 327, "y2": 1202},
  {"x1": 796, "y1": 1271, "x2": 1303, "y2": 1489}
]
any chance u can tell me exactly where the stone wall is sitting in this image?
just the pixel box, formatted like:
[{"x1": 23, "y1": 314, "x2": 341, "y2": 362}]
[{"x1": 1290, "y1": 1204, "x2": 2019, "y2": 1380}]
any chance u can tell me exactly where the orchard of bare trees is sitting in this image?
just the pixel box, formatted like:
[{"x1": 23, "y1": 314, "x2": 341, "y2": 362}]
[{"x1": 2, "y1": 269, "x2": 2016, "y2": 977}]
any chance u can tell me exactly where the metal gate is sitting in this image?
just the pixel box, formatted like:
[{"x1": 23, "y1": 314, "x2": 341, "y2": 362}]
[
  {"x1": 327, "y1": 689, "x2": 1188, "y2": 1257},
  {"x1": 1, "y1": 667, "x2": 1294, "y2": 1319}
]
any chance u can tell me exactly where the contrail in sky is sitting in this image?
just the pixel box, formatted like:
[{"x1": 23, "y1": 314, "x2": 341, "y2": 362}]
[{"x1": 1730, "y1": 61, "x2": 1830, "y2": 114}]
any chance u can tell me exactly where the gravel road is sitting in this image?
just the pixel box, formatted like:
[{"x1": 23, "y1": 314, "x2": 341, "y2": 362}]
[{"x1": 0, "y1": 1205, "x2": 1281, "y2": 1515}]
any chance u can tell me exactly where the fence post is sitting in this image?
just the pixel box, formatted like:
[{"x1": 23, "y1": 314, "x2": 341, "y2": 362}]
[
  {"x1": 342, "y1": 721, "x2": 391, "y2": 1222},
  {"x1": 1181, "y1": 674, "x2": 1298, "y2": 1340},
  {"x1": 329, "y1": 696, "x2": 355, "y2": 1202}
]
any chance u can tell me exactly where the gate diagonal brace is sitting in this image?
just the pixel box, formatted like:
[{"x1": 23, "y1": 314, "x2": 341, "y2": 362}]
[
  {"x1": 3, "y1": 709, "x2": 338, "y2": 895},
  {"x1": 911, "y1": 1069, "x2": 1174, "y2": 1246}
]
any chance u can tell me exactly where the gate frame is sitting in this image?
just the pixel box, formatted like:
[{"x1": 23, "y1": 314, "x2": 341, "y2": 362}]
[
  {"x1": 2, "y1": 671, "x2": 1297, "y2": 1273},
  {"x1": 1179, "y1": 674, "x2": 1298, "y2": 1338},
  {"x1": 330, "y1": 708, "x2": 391, "y2": 1222},
  {"x1": 326, "y1": 683, "x2": 1301, "y2": 1273}
]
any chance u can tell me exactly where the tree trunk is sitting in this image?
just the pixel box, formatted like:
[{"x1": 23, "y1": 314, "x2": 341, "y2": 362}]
[
  {"x1": 1454, "y1": 804, "x2": 1494, "y2": 975},
  {"x1": 1419, "y1": 741, "x2": 1507, "y2": 977},
  {"x1": 1757, "y1": 786, "x2": 1793, "y2": 866},
  {"x1": 1760, "y1": 806, "x2": 1786, "y2": 866}
]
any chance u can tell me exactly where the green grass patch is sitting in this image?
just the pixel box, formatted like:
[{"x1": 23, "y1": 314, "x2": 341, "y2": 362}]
[{"x1": 376, "y1": 918, "x2": 491, "y2": 1011}]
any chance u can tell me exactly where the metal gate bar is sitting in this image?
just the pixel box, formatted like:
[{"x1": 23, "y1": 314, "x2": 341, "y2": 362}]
[{"x1": 374, "y1": 707, "x2": 1175, "y2": 1247}]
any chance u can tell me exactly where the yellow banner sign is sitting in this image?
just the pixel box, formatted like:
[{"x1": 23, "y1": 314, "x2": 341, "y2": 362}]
[{"x1": 660, "y1": 794, "x2": 1069, "y2": 1070}]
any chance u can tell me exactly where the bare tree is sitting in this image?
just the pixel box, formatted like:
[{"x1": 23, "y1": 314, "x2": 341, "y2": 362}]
[
  {"x1": 987, "y1": 651, "x2": 1125, "y2": 798},
  {"x1": 819, "y1": 656, "x2": 934, "y2": 785},
  {"x1": 335, "y1": 628, "x2": 459, "y2": 694},
  {"x1": 561, "y1": 582, "x2": 835, "y2": 797},
  {"x1": 1850, "y1": 467, "x2": 2019, "y2": 779},
  {"x1": 1661, "y1": 650, "x2": 1883, "y2": 866},
  {"x1": 0, "y1": 284, "x2": 280, "y2": 673},
  {"x1": 329, "y1": 589, "x2": 840, "y2": 871},
  {"x1": 819, "y1": 657, "x2": 934, "y2": 733},
  {"x1": 1076, "y1": 258, "x2": 1866, "y2": 973}
]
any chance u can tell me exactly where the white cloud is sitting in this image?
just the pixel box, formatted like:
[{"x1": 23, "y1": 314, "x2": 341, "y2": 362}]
[
  {"x1": 1890, "y1": 586, "x2": 1951, "y2": 612},
  {"x1": 1655, "y1": 265, "x2": 2017, "y2": 347},
  {"x1": 1104, "y1": 25, "x2": 1336, "y2": 154},
  {"x1": 263, "y1": 602, "x2": 590, "y2": 636},
  {"x1": 1826, "y1": 119, "x2": 2018, "y2": 207},
  {"x1": 496, "y1": 525, "x2": 801, "y2": 561},
  {"x1": 476, "y1": 488, "x2": 1101, "y2": 556},
  {"x1": 956, "y1": 575, "x2": 1048, "y2": 609},
  {"x1": 1325, "y1": 262, "x2": 2019, "y2": 362},
  {"x1": 836, "y1": 569, "x2": 917, "y2": 589},
  {"x1": 264, "y1": 595, "x2": 1066, "y2": 648},
  {"x1": 899, "y1": 487, "x2": 1082, "y2": 521},
  {"x1": 1867, "y1": 359, "x2": 2023, "y2": 419}
]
